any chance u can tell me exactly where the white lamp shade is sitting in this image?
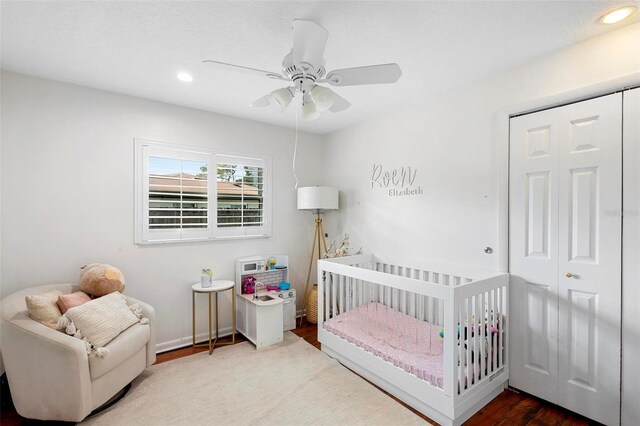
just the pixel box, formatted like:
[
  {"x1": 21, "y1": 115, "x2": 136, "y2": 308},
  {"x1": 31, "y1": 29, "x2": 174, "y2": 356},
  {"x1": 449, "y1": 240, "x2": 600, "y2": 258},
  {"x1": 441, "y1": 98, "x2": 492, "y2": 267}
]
[
  {"x1": 270, "y1": 87, "x2": 293, "y2": 110},
  {"x1": 309, "y1": 85, "x2": 335, "y2": 111},
  {"x1": 297, "y1": 186, "x2": 339, "y2": 210},
  {"x1": 302, "y1": 100, "x2": 320, "y2": 121}
]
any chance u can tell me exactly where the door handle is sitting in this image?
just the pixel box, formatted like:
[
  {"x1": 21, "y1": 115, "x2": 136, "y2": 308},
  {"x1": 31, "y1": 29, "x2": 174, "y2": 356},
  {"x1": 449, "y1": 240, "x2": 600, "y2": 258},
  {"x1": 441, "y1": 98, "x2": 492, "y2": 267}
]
[{"x1": 566, "y1": 272, "x2": 574, "y2": 278}]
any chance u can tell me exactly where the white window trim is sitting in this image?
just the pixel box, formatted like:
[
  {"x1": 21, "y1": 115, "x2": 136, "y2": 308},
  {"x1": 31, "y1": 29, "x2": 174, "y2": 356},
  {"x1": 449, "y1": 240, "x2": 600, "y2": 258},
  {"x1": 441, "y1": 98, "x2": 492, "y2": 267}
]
[{"x1": 134, "y1": 138, "x2": 272, "y2": 245}]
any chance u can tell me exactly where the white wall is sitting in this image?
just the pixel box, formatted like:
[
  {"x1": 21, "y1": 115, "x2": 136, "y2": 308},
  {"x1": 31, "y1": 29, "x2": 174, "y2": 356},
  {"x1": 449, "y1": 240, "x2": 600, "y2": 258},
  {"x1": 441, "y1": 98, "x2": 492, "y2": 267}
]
[
  {"x1": 0, "y1": 72, "x2": 324, "y2": 350},
  {"x1": 321, "y1": 23, "x2": 640, "y2": 271}
]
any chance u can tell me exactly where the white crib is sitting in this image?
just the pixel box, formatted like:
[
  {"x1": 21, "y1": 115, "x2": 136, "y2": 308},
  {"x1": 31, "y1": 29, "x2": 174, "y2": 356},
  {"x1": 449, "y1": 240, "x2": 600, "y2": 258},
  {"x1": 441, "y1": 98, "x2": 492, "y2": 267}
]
[{"x1": 317, "y1": 254, "x2": 509, "y2": 426}]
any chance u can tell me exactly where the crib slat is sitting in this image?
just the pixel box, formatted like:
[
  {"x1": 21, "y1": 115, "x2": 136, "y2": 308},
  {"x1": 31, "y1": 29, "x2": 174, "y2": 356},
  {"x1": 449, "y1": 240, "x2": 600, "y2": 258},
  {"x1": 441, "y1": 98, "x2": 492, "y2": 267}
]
[
  {"x1": 352, "y1": 277, "x2": 357, "y2": 309},
  {"x1": 471, "y1": 295, "x2": 476, "y2": 384},
  {"x1": 480, "y1": 292, "x2": 486, "y2": 381},
  {"x1": 353, "y1": 277, "x2": 358, "y2": 310},
  {"x1": 345, "y1": 275, "x2": 350, "y2": 312},
  {"x1": 458, "y1": 299, "x2": 463, "y2": 394},
  {"x1": 488, "y1": 289, "x2": 495, "y2": 374},
  {"x1": 492, "y1": 289, "x2": 498, "y2": 372},
  {"x1": 344, "y1": 274, "x2": 348, "y2": 314},
  {"x1": 326, "y1": 273, "x2": 331, "y2": 321},
  {"x1": 465, "y1": 298, "x2": 473, "y2": 389},
  {"x1": 393, "y1": 266, "x2": 399, "y2": 311},
  {"x1": 498, "y1": 286, "x2": 503, "y2": 368},
  {"x1": 413, "y1": 268, "x2": 420, "y2": 318},
  {"x1": 495, "y1": 287, "x2": 500, "y2": 368},
  {"x1": 401, "y1": 268, "x2": 409, "y2": 314},
  {"x1": 475, "y1": 294, "x2": 481, "y2": 381},
  {"x1": 422, "y1": 271, "x2": 429, "y2": 322},
  {"x1": 338, "y1": 275, "x2": 347, "y2": 313},
  {"x1": 332, "y1": 274, "x2": 338, "y2": 319}
]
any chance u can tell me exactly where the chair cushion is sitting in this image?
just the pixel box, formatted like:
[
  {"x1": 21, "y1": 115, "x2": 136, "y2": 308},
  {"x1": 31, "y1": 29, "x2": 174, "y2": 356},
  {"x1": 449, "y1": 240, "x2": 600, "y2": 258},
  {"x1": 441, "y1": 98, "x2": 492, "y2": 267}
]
[
  {"x1": 88, "y1": 322, "x2": 150, "y2": 380},
  {"x1": 25, "y1": 290, "x2": 63, "y2": 329}
]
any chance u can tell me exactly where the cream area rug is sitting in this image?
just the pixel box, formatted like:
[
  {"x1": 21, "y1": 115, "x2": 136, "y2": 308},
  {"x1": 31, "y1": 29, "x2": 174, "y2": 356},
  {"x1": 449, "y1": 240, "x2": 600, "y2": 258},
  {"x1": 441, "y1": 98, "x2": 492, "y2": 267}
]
[{"x1": 82, "y1": 332, "x2": 428, "y2": 426}]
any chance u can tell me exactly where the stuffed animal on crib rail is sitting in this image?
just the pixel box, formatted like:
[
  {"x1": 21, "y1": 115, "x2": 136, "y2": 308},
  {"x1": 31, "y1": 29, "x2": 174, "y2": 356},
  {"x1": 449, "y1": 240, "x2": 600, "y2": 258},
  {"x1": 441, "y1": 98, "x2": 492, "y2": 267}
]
[
  {"x1": 455, "y1": 310, "x2": 502, "y2": 366},
  {"x1": 441, "y1": 310, "x2": 502, "y2": 337},
  {"x1": 439, "y1": 311, "x2": 502, "y2": 364}
]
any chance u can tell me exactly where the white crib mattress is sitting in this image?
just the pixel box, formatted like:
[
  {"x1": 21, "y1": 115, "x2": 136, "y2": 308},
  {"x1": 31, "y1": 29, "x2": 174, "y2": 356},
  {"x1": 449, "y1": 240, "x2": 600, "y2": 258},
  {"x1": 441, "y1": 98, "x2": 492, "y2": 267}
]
[{"x1": 324, "y1": 302, "x2": 445, "y2": 388}]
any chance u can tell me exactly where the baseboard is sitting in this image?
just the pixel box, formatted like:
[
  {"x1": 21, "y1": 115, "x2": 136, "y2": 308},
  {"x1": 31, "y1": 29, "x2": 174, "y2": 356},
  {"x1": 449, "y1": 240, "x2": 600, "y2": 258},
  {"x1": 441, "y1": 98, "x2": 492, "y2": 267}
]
[
  {"x1": 156, "y1": 326, "x2": 234, "y2": 353},
  {"x1": 156, "y1": 311, "x2": 306, "y2": 353}
]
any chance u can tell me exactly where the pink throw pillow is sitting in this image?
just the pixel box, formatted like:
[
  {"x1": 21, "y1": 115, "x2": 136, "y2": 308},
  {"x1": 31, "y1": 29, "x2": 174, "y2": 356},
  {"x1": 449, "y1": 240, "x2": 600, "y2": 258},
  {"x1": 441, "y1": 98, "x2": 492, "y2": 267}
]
[{"x1": 57, "y1": 291, "x2": 92, "y2": 314}]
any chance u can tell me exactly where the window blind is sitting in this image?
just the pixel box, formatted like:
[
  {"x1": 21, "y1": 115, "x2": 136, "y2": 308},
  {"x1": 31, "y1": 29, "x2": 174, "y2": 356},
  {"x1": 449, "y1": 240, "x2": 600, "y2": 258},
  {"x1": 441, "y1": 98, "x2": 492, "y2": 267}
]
[
  {"x1": 216, "y1": 161, "x2": 264, "y2": 229},
  {"x1": 148, "y1": 157, "x2": 209, "y2": 230}
]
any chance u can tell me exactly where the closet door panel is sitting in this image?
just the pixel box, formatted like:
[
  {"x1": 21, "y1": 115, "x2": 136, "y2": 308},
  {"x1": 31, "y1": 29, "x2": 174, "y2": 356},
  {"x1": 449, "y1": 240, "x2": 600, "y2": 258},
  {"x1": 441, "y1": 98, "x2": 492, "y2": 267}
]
[
  {"x1": 622, "y1": 87, "x2": 640, "y2": 426},
  {"x1": 510, "y1": 93, "x2": 623, "y2": 425},
  {"x1": 509, "y1": 108, "x2": 559, "y2": 402},
  {"x1": 557, "y1": 93, "x2": 621, "y2": 426}
]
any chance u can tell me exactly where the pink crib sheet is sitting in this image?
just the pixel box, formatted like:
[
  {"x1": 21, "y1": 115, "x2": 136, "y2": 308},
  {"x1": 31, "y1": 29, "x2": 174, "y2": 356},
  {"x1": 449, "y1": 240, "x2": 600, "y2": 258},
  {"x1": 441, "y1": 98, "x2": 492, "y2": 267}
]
[{"x1": 324, "y1": 302, "x2": 445, "y2": 388}]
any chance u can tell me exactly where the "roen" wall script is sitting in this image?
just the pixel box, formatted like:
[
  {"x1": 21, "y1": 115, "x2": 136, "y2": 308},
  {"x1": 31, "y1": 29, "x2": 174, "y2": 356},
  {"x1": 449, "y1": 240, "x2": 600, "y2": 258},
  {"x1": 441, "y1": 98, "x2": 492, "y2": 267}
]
[{"x1": 370, "y1": 164, "x2": 423, "y2": 197}]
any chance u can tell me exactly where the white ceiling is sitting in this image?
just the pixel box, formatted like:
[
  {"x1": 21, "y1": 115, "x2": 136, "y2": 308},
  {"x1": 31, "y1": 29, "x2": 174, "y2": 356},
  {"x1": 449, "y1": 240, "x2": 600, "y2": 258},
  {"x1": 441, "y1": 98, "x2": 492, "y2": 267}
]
[{"x1": 1, "y1": 1, "x2": 638, "y2": 134}]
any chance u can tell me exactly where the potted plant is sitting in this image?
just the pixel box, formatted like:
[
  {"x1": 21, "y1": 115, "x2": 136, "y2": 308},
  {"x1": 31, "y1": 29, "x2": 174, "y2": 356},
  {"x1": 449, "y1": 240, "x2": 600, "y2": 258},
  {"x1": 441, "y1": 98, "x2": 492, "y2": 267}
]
[{"x1": 201, "y1": 268, "x2": 213, "y2": 288}]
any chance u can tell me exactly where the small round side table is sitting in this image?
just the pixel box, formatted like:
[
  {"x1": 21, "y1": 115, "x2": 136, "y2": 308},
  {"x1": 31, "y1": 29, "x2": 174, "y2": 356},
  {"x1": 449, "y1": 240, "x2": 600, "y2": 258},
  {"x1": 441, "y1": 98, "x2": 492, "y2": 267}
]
[{"x1": 192, "y1": 280, "x2": 236, "y2": 355}]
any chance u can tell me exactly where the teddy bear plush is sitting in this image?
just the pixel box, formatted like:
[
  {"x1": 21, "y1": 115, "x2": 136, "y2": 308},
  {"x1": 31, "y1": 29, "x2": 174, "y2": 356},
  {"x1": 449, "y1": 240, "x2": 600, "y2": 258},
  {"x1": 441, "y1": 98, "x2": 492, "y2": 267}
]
[{"x1": 79, "y1": 263, "x2": 125, "y2": 297}]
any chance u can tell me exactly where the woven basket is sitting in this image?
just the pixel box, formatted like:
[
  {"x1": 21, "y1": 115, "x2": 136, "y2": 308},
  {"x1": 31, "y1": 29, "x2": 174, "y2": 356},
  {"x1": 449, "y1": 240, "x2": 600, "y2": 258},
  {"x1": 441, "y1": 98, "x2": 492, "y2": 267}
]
[{"x1": 306, "y1": 284, "x2": 319, "y2": 324}]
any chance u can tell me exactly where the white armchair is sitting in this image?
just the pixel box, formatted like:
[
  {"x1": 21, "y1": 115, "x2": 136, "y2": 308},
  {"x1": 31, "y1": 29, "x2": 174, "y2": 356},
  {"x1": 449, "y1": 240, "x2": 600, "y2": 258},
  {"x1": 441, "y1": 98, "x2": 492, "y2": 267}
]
[{"x1": 0, "y1": 284, "x2": 156, "y2": 422}]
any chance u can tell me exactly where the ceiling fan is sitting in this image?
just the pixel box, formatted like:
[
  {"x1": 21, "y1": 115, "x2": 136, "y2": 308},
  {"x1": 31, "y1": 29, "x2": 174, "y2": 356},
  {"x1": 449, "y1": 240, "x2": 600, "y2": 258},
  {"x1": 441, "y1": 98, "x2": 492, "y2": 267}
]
[{"x1": 203, "y1": 19, "x2": 402, "y2": 121}]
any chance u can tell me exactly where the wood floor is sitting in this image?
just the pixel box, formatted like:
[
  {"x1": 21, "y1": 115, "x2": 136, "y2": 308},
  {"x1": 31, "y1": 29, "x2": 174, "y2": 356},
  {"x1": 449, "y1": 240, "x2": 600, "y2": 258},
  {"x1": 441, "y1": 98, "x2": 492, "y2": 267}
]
[{"x1": 1, "y1": 320, "x2": 598, "y2": 425}]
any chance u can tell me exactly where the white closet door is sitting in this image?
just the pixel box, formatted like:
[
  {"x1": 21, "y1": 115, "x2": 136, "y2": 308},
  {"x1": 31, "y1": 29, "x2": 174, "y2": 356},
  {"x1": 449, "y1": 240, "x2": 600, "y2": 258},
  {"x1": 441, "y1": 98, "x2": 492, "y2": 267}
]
[
  {"x1": 622, "y1": 87, "x2": 640, "y2": 426},
  {"x1": 509, "y1": 107, "x2": 560, "y2": 403},
  {"x1": 556, "y1": 93, "x2": 621, "y2": 426},
  {"x1": 510, "y1": 93, "x2": 622, "y2": 425}
]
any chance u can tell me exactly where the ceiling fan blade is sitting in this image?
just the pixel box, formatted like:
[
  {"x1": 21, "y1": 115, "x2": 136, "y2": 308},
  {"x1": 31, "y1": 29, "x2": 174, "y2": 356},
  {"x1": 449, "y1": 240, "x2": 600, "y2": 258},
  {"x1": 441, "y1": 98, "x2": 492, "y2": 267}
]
[
  {"x1": 325, "y1": 63, "x2": 402, "y2": 86},
  {"x1": 250, "y1": 94, "x2": 272, "y2": 108},
  {"x1": 292, "y1": 19, "x2": 328, "y2": 69},
  {"x1": 202, "y1": 60, "x2": 286, "y2": 80},
  {"x1": 329, "y1": 92, "x2": 351, "y2": 113}
]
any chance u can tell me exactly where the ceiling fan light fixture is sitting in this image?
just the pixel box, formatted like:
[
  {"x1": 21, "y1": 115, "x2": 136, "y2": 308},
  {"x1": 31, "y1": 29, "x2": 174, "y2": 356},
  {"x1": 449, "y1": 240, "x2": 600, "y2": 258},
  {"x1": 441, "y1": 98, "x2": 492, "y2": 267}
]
[
  {"x1": 600, "y1": 6, "x2": 637, "y2": 24},
  {"x1": 302, "y1": 100, "x2": 320, "y2": 121},
  {"x1": 270, "y1": 87, "x2": 294, "y2": 110},
  {"x1": 309, "y1": 85, "x2": 335, "y2": 111},
  {"x1": 203, "y1": 19, "x2": 403, "y2": 120}
]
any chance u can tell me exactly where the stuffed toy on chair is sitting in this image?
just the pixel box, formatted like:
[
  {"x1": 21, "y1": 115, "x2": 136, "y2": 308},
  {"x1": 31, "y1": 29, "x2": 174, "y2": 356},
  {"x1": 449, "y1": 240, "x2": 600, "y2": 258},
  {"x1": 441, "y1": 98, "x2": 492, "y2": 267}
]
[{"x1": 79, "y1": 263, "x2": 125, "y2": 297}]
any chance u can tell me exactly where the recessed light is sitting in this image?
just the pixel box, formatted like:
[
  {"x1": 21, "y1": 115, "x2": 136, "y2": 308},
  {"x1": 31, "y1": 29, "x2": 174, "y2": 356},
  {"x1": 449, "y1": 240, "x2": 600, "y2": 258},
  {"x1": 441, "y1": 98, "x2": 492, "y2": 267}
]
[
  {"x1": 177, "y1": 72, "x2": 194, "y2": 82},
  {"x1": 600, "y1": 6, "x2": 637, "y2": 24}
]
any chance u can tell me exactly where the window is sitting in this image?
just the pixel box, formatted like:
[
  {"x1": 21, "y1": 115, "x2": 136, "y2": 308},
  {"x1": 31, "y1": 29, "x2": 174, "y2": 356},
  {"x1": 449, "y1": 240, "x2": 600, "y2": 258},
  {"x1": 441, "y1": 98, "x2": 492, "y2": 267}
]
[
  {"x1": 215, "y1": 155, "x2": 266, "y2": 237},
  {"x1": 135, "y1": 139, "x2": 271, "y2": 244}
]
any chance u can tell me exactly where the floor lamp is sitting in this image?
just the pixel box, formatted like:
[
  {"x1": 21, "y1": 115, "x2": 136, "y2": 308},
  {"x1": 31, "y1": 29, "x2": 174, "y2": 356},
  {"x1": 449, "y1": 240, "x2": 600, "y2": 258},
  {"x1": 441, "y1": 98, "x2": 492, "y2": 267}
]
[{"x1": 297, "y1": 186, "x2": 339, "y2": 325}]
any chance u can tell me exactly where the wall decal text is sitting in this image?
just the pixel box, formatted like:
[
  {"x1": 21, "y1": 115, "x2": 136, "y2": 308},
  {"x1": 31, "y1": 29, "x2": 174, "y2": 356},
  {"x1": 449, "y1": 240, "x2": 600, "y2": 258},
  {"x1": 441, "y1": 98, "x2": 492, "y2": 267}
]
[{"x1": 371, "y1": 163, "x2": 423, "y2": 197}]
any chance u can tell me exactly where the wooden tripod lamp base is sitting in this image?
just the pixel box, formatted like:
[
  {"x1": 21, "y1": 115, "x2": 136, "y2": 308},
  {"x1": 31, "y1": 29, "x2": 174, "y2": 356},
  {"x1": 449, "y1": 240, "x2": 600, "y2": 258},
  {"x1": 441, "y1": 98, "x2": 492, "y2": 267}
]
[{"x1": 297, "y1": 187, "x2": 339, "y2": 324}]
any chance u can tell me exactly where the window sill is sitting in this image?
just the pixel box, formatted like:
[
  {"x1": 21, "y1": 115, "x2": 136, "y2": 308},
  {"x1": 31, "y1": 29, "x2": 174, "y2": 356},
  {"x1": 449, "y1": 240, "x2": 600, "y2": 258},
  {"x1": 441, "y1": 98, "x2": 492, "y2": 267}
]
[{"x1": 136, "y1": 234, "x2": 271, "y2": 245}]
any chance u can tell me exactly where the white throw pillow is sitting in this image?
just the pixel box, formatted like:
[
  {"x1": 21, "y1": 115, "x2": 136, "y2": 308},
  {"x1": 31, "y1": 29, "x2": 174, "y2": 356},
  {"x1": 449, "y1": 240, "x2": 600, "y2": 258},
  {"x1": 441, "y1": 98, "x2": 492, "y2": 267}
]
[{"x1": 63, "y1": 291, "x2": 142, "y2": 353}]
